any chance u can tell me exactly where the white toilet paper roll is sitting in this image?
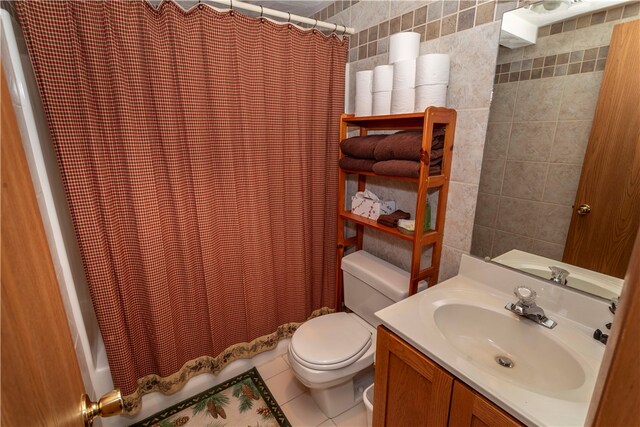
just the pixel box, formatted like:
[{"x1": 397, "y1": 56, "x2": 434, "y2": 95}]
[
  {"x1": 388, "y1": 32, "x2": 421, "y2": 64},
  {"x1": 372, "y1": 91, "x2": 392, "y2": 116},
  {"x1": 415, "y1": 54, "x2": 450, "y2": 86},
  {"x1": 372, "y1": 65, "x2": 394, "y2": 92},
  {"x1": 415, "y1": 84, "x2": 447, "y2": 111},
  {"x1": 391, "y1": 88, "x2": 416, "y2": 114},
  {"x1": 355, "y1": 70, "x2": 374, "y2": 116},
  {"x1": 392, "y1": 58, "x2": 416, "y2": 89}
]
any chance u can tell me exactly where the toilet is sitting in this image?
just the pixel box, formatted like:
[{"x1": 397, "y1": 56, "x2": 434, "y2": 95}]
[{"x1": 288, "y1": 250, "x2": 426, "y2": 418}]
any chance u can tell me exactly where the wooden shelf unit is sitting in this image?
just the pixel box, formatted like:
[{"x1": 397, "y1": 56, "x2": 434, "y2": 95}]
[{"x1": 336, "y1": 108, "x2": 457, "y2": 308}]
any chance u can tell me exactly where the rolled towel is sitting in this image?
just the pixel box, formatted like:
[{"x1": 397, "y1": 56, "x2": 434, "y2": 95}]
[
  {"x1": 431, "y1": 137, "x2": 444, "y2": 151},
  {"x1": 373, "y1": 160, "x2": 420, "y2": 178},
  {"x1": 430, "y1": 148, "x2": 444, "y2": 162},
  {"x1": 339, "y1": 156, "x2": 376, "y2": 172},
  {"x1": 430, "y1": 164, "x2": 442, "y2": 175},
  {"x1": 377, "y1": 209, "x2": 411, "y2": 227},
  {"x1": 340, "y1": 134, "x2": 387, "y2": 159}
]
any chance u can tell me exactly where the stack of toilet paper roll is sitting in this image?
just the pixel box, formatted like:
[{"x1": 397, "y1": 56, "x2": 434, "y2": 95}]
[
  {"x1": 389, "y1": 32, "x2": 420, "y2": 115},
  {"x1": 355, "y1": 70, "x2": 373, "y2": 117},
  {"x1": 415, "y1": 54, "x2": 450, "y2": 110},
  {"x1": 372, "y1": 65, "x2": 393, "y2": 115}
]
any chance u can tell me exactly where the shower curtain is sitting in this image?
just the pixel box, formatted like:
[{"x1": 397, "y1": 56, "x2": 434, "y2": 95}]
[{"x1": 17, "y1": 0, "x2": 346, "y2": 413}]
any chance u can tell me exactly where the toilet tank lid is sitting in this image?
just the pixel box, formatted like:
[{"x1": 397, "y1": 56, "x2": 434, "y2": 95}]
[{"x1": 341, "y1": 250, "x2": 427, "y2": 302}]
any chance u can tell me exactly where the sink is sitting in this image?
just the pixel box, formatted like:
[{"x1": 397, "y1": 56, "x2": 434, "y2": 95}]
[
  {"x1": 375, "y1": 254, "x2": 608, "y2": 426},
  {"x1": 433, "y1": 303, "x2": 586, "y2": 399}
]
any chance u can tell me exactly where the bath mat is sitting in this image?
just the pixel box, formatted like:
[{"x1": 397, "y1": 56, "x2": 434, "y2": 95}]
[{"x1": 130, "y1": 367, "x2": 291, "y2": 427}]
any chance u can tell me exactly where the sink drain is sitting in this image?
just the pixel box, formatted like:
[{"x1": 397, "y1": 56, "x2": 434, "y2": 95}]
[{"x1": 495, "y1": 356, "x2": 514, "y2": 368}]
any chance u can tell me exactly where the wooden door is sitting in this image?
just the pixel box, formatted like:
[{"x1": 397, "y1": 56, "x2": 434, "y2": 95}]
[
  {"x1": 563, "y1": 19, "x2": 640, "y2": 278},
  {"x1": 1, "y1": 67, "x2": 86, "y2": 425},
  {"x1": 373, "y1": 326, "x2": 454, "y2": 427},
  {"x1": 449, "y1": 381, "x2": 522, "y2": 427}
]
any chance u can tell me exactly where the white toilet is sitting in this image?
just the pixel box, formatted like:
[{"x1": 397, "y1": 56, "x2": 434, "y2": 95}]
[{"x1": 288, "y1": 250, "x2": 426, "y2": 418}]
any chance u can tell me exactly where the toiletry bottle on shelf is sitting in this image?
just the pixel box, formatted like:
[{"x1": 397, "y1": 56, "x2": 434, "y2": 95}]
[{"x1": 423, "y1": 200, "x2": 431, "y2": 232}]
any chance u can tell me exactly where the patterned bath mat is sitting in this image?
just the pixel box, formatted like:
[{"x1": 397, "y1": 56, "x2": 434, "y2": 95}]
[{"x1": 130, "y1": 367, "x2": 291, "y2": 427}]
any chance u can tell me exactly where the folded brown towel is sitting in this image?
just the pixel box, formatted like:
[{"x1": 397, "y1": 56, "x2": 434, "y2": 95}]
[
  {"x1": 377, "y1": 210, "x2": 411, "y2": 227},
  {"x1": 340, "y1": 134, "x2": 387, "y2": 159},
  {"x1": 372, "y1": 160, "x2": 443, "y2": 177},
  {"x1": 373, "y1": 160, "x2": 421, "y2": 178},
  {"x1": 339, "y1": 156, "x2": 376, "y2": 172},
  {"x1": 430, "y1": 148, "x2": 444, "y2": 162},
  {"x1": 373, "y1": 131, "x2": 423, "y2": 161},
  {"x1": 374, "y1": 128, "x2": 447, "y2": 161}
]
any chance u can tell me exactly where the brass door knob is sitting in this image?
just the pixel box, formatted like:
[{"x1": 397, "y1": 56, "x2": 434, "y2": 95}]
[
  {"x1": 577, "y1": 204, "x2": 591, "y2": 216},
  {"x1": 81, "y1": 389, "x2": 123, "y2": 426}
]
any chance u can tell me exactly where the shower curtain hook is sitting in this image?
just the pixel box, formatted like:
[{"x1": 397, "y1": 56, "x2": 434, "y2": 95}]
[
  {"x1": 334, "y1": 23, "x2": 338, "y2": 33},
  {"x1": 260, "y1": 5, "x2": 264, "y2": 16},
  {"x1": 312, "y1": 19, "x2": 317, "y2": 29},
  {"x1": 229, "y1": 0, "x2": 232, "y2": 10},
  {"x1": 288, "y1": 12, "x2": 291, "y2": 23},
  {"x1": 342, "y1": 25, "x2": 347, "y2": 36}
]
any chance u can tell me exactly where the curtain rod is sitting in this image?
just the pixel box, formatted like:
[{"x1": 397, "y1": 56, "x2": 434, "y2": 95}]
[{"x1": 200, "y1": 0, "x2": 355, "y2": 35}]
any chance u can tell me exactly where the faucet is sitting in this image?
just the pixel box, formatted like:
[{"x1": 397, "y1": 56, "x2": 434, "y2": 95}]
[
  {"x1": 505, "y1": 286, "x2": 557, "y2": 329},
  {"x1": 549, "y1": 266, "x2": 570, "y2": 285}
]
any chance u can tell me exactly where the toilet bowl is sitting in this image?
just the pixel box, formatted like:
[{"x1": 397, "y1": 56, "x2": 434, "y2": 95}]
[{"x1": 288, "y1": 250, "x2": 426, "y2": 418}]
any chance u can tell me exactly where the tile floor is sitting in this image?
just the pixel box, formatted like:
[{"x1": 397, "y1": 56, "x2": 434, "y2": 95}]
[{"x1": 258, "y1": 354, "x2": 369, "y2": 427}]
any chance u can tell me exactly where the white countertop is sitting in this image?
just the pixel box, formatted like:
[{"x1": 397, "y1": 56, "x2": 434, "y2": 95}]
[{"x1": 375, "y1": 255, "x2": 609, "y2": 427}]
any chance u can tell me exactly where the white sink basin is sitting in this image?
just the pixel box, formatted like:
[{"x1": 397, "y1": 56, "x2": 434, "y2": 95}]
[
  {"x1": 376, "y1": 255, "x2": 608, "y2": 427},
  {"x1": 433, "y1": 303, "x2": 585, "y2": 398}
]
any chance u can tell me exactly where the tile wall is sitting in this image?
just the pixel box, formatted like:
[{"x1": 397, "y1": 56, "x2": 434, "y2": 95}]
[{"x1": 470, "y1": 4, "x2": 640, "y2": 261}]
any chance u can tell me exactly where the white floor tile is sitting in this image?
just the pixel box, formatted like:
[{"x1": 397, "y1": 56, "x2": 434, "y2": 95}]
[
  {"x1": 264, "y1": 368, "x2": 306, "y2": 405},
  {"x1": 282, "y1": 352, "x2": 291, "y2": 366},
  {"x1": 282, "y1": 392, "x2": 329, "y2": 427},
  {"x1": 331, "y1": 401, "x2": 368, "y2": 427},
  {"x1": 257, "y1": 354, "x2": 290, "y2": 380}
]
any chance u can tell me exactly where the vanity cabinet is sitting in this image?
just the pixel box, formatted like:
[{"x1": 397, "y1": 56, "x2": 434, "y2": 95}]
[{"x1": 374, "y1": 326, "x2": 523, "y2": 427}]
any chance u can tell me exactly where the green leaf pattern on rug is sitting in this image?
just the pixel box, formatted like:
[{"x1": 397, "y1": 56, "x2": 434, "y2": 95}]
[
  {"x1": 232, "y1": 378, "x2": 261, "y2": 412},
  {"x1": 192, "y1": 393, "x2": 230, "y2": 419}
]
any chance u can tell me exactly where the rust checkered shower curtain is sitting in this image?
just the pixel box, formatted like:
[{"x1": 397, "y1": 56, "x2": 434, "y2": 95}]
[{"x1": 17, "y1": 0, "x2": 345, "y2": 412}]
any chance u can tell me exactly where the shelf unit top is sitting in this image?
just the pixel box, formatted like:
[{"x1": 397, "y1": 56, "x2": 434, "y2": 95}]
[{"x1": 341, "y1": 109, "x2": 455, "y2": 130}]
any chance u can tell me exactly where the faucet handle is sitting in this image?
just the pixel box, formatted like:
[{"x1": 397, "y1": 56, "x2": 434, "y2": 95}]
[
  {"x1": 549, "y1": 266, "x2": 570, "y2": 285},
  {"x1": 514, "y1": 286, "x2": 536, "y2": 305}
]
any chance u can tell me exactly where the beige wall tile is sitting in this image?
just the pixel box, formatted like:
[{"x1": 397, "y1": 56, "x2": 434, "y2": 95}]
[
  {"x1": 350, "y1": 0, "x2": 390, "y2": 32},
  {"x1": 484, "y1": 122, "x2": 511, "y2": 160},
  {"x1": 522, "y1": 31, "x2": 574, "y2": 60},
  {"x1": 513, "y1": 78, "x2": 564, "y2": 122},
  {"x1": 491, "y1": 229, "x2": 533, "y2": 257},
  {"x1": 470, "y1": 224, "x2": 494, "y2": 258},
  {"x1": 558, "y1": 72, "x2": 603, "y2": 120},
  {"x1": 507, "y1": 122, "x2": 555, "y2": 161},
  {"x1": 488, "y1": 81, "x2": 518, "y2": 122},
  {"x1": 501, "y1": 161, "x2": 547, "y2": 200},
  {"x1": 495, "y1": 197, "x2": 539, "y2": 238},
  {"x1": 536, "y1": 203, "x2": 572, "y2": 244},
  {"x1": 543, "y1": 164, "x2": 581, "y2": 205},
  {"x1": 474, "y1": 192, "x2": 500, "y2": 227},
  {"x1": 529, "y1": 239, "x2": 564, "y2": 261},
  {"x1": 451, "y1": 109, "x2": 491, "y2": 185},
  {"x1": 390, "y1": 1, "x2": 424, "y2": 19},
  {"x1": 443, "y1": 182, "x2": 479, "y2": 251},
  {"x1": 550, "y1": 120, "x2": 591, "y2": 164},
  {"x1": 438, "y1": 245, "x2": 465, "y2": 282},
  {"x1": 478, "y1": 158, "x2": 505, "y2": 194}
]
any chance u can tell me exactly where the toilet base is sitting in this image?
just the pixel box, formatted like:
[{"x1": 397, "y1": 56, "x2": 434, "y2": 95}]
[{"x1": 309, "y1": 366, "x2": 374, "y2": 418}]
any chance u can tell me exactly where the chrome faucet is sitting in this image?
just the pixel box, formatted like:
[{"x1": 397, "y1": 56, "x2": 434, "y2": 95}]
[
  {"x1": 549, "y1": 266, "x2": 570, "y2": 285},
  {"x1": 505, "y1": 286, "x2": 557, "y2": 329}
]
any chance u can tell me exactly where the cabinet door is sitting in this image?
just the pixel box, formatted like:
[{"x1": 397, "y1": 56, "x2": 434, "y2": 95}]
[
  {"x1": 449, "y1": 381, "x2": 523, "y2": 427},
  {"x1": 373, "y1": 326, "x2": 454, "y2": 427}
]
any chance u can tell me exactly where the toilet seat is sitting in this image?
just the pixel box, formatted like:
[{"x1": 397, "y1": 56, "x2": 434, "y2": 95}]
[{"x1": 290, "y1": 313, "x2": 372, "y2": 371}]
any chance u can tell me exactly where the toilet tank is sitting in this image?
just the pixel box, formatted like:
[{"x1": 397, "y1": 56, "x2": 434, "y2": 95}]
[{"x1": 341, "y1": 250, "x2": 427, "y2": 327}]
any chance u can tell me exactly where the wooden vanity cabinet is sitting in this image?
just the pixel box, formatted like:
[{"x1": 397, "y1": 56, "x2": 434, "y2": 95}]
[
  {"x1": 374, "y1": 326, "x2": 523, "y2": 427},
  {"x1": 449, "y1": 382, "x2": 522, "y2": 427},
  {"x1": 373, "y1": 325, "x2": 454, "y2": 427}
]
